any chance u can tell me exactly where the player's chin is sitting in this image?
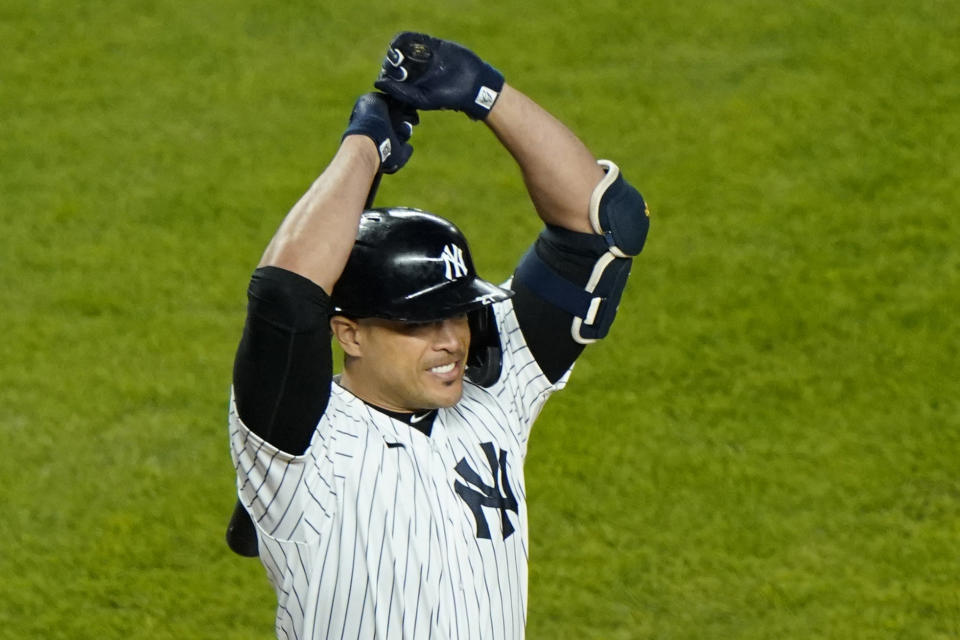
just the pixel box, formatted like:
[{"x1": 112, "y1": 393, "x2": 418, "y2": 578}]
[
  {"x1": 434, "y1": 381, "x2": 465, "y2": 408},
  {"x1": 422, "y1": 375, "x2": 465, "y2": 408}
]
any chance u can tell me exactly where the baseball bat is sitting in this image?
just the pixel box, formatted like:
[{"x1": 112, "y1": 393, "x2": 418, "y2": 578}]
[
  {"x1": 359, "y1": 43, "x2": 429, "y2": 211},
  {"x1": 365, "y1": 172, "x2": 382, "y2": 209},
  {"x1": 358, "y1": 38, "x2": 431, "y2": 211},
  {"x1": 225, "y1": 497, "x2": 258, "y2": 557}
]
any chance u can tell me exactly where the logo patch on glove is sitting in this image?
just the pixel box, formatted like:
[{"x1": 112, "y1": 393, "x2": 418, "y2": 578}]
[
  {"x1": 378, "y1": 138, "x2": 392, "y2": 163},
  {"x1": 474, "y1": 86, "x2": 499, "y2": 111}
]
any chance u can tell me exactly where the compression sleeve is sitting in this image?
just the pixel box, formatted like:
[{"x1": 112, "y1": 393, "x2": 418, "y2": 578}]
[
  {"x1": 232, "y1": 266, "x2": 334, "y2": 455},
  {"x1": 512, "y1": 225, "x2": 608, "y2": 383}
]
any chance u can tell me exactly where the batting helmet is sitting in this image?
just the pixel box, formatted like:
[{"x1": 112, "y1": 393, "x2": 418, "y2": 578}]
[{"x1": 331, "y1": 207, "x2": 513, "y2": 386}]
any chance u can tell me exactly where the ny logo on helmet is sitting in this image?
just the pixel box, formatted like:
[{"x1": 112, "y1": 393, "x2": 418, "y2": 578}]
[{"x1": 440, "y1": 244, "x2": 468, "y2": 280}]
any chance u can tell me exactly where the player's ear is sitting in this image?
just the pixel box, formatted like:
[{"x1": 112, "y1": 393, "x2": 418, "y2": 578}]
[{"x1": 330, "y1": 315, "x2": 363, "y2": 357}]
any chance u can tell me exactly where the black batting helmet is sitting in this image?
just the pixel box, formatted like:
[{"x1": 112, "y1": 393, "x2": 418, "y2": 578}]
[{"x1": 331, "y1": 207, "x2": 513, "y2": 386}]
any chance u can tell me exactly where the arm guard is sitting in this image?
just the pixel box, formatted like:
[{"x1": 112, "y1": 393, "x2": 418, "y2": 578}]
[{"x1": 514, "y1": 160, "x2": 649, "y2": 344}]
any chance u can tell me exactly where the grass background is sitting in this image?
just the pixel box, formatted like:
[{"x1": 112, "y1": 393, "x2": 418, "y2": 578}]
[{"x1": 2, "y1": 0, "x2": 958, "y2": 638}]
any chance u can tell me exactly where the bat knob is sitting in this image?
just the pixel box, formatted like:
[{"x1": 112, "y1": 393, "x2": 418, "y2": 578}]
[
  {"x1": 402, "y1": 42, "x2": 432, "y2": 82},
  {"x1": 407, "y1": 42, "x2": 432, "y2": 63}
]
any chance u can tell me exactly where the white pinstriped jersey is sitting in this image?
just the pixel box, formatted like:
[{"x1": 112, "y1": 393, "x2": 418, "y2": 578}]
[{"x1": 229, "y1": 297, "x2": 570, "y2": 639}]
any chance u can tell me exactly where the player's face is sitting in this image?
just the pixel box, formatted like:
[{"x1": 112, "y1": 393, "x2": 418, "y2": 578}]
[{"x1": 347, "y1": 313, "x2": 471, "y2": 412}]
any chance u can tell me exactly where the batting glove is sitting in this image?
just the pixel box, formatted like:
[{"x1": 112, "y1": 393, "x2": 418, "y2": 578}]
[
  {"x1": 374, "y1": 32, "x2": 505, "y2": 121},
  {"x1": 342, "y1": 92, "x2": 419, "y2": 174}
]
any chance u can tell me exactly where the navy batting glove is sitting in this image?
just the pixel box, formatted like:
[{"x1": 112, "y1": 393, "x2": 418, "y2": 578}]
[
  {"x1": 342, "y1": 92, "x2": 419, "y2": 174},
  {"x1": 374, "y1": 32, "x2": 505, "y2": 121}
]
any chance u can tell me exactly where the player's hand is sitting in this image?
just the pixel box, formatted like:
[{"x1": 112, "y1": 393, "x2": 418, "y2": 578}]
[
  {"x1": 342, "y1": 92, "x2": 419, "y2": 174},
  {"x1": 374, "y1": 32, "x2": 504, "y2": 121}
]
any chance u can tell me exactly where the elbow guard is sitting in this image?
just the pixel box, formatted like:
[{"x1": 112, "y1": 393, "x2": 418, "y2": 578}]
[
  {"x1": 591, "y1": 159, "x2": 650, "y2": 257},
  {"x1": 515, "y1": 160, "x2": 649, "y2": 344}
]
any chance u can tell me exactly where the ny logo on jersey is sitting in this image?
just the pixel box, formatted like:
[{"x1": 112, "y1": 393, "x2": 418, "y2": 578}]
[
  {"x1": 440, "y1": 243, "x2": 468, "y2": 281},
  {"x1": 454, "y1": 442, "x2": 519, "y2": 540}
]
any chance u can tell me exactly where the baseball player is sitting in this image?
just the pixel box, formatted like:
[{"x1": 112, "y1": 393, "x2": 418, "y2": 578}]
[{"x1": 227, "y1": 32, "x2": 650, "y2": 639}]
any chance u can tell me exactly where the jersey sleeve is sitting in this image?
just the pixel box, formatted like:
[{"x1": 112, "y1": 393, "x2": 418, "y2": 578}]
[
  {"x1": 232, "y1": 266, "x2": 334, "y2": 455},
  {"x1": 486, "y1": 289, "x2": 572, "y2": 447},
  {"x1": 228, "y1": 389, "x2": 337, "y2": 543}
]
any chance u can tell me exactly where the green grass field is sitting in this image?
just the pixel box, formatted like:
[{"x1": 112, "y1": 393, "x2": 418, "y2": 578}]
[{"x1": 2, "y1": 1, "x2": 958, "y2": 638}]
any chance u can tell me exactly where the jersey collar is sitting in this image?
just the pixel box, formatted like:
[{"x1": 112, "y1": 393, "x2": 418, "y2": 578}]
[{"x1": 369, "y1": 405, "x2": 437, "y2": 436}]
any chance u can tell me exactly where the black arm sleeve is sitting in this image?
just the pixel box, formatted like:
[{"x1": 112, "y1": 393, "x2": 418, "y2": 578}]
[
  {"x1": 232, "y1": 266, "x2": 334, "y2": 455},
  {"x1": 512, "y1": 224, "x2": 610, "y2": 384}
]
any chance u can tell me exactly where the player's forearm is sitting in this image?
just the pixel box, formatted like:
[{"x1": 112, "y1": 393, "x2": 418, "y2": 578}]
[
  {"x1": 258, "y1": 136, "x2": 380, "y2": 293},
  {"x1": 485, "y1": 84, "x2": 604, "y2": 234}
]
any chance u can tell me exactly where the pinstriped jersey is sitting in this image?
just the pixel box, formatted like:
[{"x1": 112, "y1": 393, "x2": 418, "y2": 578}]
[{"x1": 229, "y1": 297, "x2": 570, "y2": 639}]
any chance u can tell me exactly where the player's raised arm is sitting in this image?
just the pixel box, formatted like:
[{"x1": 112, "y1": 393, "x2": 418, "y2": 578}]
[
  {"x1": 482, "y1": 84, "x2": 602, "y2": 232},
  {"x1": 375, "y1": 33, "x2": 650, "y2": 378},
  {"x1": 373, "y1": 32, "x2": 632, "y2": 234},
  {"x1": 233, "y1": 93, "x2": 418, "y2": 450},
  {"x1": 259, "y1": 93, "x2": 418, "y2": 290},
  {"x1": 226, "y1": 93, "x2": 419, "y2": 556}
]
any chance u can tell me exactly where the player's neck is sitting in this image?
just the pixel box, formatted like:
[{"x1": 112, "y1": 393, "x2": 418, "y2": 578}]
[{"x1": 334, "y1": 374, "x2": 438, "y2": 435}]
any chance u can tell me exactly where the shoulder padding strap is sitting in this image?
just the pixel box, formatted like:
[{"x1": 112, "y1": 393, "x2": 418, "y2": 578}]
[{"x1": 514, "y1": 246, "x2": 632, "y2": 345}]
